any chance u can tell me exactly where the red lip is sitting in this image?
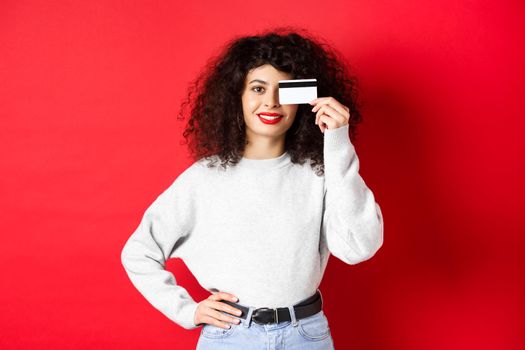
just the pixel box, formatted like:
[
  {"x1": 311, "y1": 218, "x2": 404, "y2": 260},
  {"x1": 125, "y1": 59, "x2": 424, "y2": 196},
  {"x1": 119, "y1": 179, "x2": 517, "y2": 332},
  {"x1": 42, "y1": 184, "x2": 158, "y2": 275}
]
[
  {"x1": 258, "y1": 112, "x2": 282, "y2": 116},
  {"x1": 257, "y1": 113, "x2": 284, "y2": 125}
]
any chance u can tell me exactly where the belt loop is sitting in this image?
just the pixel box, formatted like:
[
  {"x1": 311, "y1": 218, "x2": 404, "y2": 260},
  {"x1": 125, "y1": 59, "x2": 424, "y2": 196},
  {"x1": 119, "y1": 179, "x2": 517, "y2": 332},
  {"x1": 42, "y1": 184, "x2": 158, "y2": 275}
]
[
  {"x1": 288, "y1": 305, "x2": 299, "y2": 327},
  {"x1": 243, "y1": 306, "x2": 254, "y2": 328}
]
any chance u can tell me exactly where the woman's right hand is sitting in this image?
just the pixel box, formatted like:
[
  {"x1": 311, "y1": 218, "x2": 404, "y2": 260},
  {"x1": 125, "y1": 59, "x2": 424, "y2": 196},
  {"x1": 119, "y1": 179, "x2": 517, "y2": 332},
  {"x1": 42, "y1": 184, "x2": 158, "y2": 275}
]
[{"x1": 194, "y1": 292, "x2": 244, "y2": 329}]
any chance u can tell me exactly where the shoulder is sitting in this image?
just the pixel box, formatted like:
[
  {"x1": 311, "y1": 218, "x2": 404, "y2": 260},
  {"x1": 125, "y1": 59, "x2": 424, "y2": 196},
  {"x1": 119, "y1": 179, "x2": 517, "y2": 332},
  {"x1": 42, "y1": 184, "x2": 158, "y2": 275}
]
[
  {"x1": 168, "y1": 155, "x2": 225, "y2": 187},
  {"x1": 159, "y1": 158, "x2": 206, "y2": 196},
  {"x1": 173, "y1": 158, "x2": 209, "y2": 184}
]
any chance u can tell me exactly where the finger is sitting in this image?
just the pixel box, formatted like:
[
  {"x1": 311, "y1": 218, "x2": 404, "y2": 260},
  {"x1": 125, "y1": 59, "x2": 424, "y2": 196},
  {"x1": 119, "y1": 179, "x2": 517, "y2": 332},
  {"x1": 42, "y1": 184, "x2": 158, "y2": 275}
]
[
  {"x1": 317, "y1": 111, "x2": 328, "y2": 132},
  {"x1": 209, "y1": 301, "x2": 242, "y2": 322},
  {"x1": 315, "y1": 105, "x2": 346, "y2": 126},
  {"x1": 319, "y1": 114, "x2": 338, "y2": 133},
  {"x1": 209, "y1": 292, "x2": 238, "y2": 302},
  {"x1": 308, "y1": 98, "x2": 319, "y2": 105},
  {"x1": 315, "y1": 104, "x2": 350, "y2": 122},
  {"x1": 311, "y1": 97, "x2": 349, "y2": 118},
  {"x1": 315, "y1": 105, "x2": 328, "y2": 125},
  {"x1": 309, "y1": 97, "x2": 330, "y2": 106},
  {"x1": 317, "y1": 113, "x2": 326, "y2": 132},
  {"x1": 317, "y1": 114, "x2": 325, "y2": 133},
  {"x1": 201, "y1": 315, "x2": 233, "y2": 329},
  {"x1": 209, "y1": 308, "x2": 241, "y2": 326},
  {"x1": 312, "y1": 97, "x2": 349, "y2": 114},
  {"x1": 212, "y1": 300, "x2": 243, "y2": 317},
  {"x1": 319, "y1": 117, "x2": 327, "y2": 133}
]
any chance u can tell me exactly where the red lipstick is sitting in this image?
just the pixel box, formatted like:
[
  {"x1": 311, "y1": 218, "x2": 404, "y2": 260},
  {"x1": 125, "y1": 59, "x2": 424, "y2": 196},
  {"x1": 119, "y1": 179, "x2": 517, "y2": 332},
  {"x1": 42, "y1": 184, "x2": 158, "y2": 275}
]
[{"x1": 257, "y1": 112, "x2": 283, "y2": 124}]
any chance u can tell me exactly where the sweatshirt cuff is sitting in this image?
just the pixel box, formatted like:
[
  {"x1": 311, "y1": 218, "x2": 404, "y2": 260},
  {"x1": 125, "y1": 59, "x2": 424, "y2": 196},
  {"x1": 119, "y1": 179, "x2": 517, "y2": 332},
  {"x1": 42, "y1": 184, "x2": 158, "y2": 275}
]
[
  {"x1": 178, "y1": 300, "x2": 201, "y2": 330},
  {"x1": 323, "y1": 124, "x2": 352, "y2": 150}
]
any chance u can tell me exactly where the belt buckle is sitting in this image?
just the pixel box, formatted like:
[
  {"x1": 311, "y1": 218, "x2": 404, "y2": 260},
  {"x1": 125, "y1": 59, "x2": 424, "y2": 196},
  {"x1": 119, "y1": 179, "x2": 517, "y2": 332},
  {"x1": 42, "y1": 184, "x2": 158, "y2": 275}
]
[{"x1": 252, "y1": 307, "x2": 278, "y2": 325}]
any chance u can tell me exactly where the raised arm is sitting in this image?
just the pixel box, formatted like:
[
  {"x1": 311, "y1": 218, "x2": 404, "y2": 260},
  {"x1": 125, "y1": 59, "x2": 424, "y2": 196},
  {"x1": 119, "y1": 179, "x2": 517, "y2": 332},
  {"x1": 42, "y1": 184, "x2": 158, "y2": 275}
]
[{"x1": 321, "y1": 124, "x2": 384, "y2": 265}]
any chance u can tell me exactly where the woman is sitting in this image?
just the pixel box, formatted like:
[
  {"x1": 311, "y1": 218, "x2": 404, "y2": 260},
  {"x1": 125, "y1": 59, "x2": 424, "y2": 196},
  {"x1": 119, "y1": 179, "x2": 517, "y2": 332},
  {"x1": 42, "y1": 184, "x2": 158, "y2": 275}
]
[{"x1": 121, "y1": 27, "x2": 384, "y2": 350}]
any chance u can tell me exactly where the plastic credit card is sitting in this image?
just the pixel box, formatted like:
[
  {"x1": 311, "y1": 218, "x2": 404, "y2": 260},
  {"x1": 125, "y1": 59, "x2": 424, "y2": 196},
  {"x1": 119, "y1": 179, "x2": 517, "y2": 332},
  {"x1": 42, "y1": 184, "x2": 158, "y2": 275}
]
[{"x1": 278, "y1": 79, "x2": 317, "y2": 104}]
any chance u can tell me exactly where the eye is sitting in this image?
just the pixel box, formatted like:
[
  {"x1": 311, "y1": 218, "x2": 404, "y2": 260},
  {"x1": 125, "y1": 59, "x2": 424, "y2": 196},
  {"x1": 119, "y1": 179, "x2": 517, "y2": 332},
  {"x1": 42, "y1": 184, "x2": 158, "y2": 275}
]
[{"x1": 252, "y1": 86, "x2": 265, "y2": 93}]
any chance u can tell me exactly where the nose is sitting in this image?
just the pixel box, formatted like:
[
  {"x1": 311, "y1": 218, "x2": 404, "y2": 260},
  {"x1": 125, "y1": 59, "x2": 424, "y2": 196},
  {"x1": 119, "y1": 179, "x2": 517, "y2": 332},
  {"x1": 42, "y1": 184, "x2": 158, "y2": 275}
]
[{"x1": 264, "y1": 88, "x2": 280, "y2": 108}]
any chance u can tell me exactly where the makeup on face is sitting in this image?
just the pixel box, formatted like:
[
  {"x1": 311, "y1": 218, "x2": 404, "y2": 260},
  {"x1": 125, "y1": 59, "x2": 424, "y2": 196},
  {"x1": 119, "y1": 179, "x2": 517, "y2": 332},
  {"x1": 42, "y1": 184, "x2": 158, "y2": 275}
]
[
  {"x1": 257, "y1": 112, "x2": 284, "y2": 124},
  {"x1": 242, "y1": 65, "x2": 299, "y2": 130}
]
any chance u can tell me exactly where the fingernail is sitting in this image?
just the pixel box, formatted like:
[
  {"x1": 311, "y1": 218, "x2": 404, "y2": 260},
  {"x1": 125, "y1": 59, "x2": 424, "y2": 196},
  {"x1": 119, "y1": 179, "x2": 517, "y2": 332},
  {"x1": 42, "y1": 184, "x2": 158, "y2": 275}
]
[{"x1": 232, "y1": 297, "x2": 238, "y2": 302}]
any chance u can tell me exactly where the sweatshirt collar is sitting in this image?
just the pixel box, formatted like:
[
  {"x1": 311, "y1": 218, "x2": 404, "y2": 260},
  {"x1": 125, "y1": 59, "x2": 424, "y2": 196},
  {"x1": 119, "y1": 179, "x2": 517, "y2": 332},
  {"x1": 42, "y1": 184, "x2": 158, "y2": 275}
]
[{"x1": 238, "y1": 151, "x2": 291, "y2": 170}]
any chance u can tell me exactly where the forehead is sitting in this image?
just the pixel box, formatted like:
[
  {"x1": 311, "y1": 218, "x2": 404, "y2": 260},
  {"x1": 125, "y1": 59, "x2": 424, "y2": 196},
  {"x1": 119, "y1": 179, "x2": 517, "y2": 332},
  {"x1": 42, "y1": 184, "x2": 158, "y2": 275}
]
[{"x1": 246, "y1": 64, "x2": 292, "y2": 82}]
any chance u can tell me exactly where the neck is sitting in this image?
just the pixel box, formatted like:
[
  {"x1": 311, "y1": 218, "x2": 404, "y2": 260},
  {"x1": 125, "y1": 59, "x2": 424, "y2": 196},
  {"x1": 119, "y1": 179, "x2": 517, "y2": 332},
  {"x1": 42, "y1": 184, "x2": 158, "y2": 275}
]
[{"x1": 242, "y1": 132, "x2": 286, "y2": 160}]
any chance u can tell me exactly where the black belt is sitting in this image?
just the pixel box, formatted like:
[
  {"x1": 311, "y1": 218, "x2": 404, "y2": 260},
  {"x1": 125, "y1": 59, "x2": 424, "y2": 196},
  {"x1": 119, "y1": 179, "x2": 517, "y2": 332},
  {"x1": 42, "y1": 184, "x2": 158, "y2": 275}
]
[{"x1": 221, "y1": 290, "x2": 323, "y2": 325}]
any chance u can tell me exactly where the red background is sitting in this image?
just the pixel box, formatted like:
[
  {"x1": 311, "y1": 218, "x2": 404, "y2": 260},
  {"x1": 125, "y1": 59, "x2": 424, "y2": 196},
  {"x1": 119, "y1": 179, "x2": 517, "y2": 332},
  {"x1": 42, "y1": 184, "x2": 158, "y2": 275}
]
[{"x1": 1, "y1": 1, "x2": 523, "y2": 349}]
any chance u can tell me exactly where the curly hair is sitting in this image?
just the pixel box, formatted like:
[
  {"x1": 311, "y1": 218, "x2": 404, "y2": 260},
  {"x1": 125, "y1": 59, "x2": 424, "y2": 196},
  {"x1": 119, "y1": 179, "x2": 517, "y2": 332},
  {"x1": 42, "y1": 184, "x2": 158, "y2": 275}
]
[{"x1": 177, "y1": 26, "x2": 363, "y2": 176}]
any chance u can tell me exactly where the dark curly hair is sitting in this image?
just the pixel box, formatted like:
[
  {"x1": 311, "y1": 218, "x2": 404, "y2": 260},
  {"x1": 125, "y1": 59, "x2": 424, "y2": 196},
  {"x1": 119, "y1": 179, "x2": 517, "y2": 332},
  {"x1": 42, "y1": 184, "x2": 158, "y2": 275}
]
[{"x1": 177, "y1": 26, "x2": 363, "y2": 176}]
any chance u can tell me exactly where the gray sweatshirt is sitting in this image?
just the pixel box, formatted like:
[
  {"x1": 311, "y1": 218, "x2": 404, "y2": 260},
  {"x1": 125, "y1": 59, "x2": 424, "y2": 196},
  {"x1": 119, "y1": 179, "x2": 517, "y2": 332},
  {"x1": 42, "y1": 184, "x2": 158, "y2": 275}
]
[{"x1": 120, "y1": 124, "x2": 384, "y2": 330}]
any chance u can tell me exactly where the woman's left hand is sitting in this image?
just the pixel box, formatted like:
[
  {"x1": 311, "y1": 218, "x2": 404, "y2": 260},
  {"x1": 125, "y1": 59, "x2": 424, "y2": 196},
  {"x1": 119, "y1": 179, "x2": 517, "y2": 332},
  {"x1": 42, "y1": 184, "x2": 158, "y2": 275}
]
[{"x1": 309, "y1": 97, "x2": 350, "y2": 133}]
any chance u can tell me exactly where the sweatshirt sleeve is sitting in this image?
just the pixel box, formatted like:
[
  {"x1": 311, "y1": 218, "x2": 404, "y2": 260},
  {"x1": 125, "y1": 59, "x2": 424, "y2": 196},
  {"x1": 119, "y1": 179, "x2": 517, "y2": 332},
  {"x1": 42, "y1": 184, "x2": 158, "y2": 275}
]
[
  {"x1": 120, "y1": 176, "x2": 200, "y2": 330},
  {"x1": 321, "y1": 124, "x2": 384, "y2": 265}
]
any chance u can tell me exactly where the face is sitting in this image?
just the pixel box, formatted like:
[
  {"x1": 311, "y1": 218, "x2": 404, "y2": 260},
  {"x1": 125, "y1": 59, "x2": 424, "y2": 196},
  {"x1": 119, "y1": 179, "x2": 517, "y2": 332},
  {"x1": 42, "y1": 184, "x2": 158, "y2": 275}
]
[{"x1": 241, "y1": 64, "x2": 299, "y2": 140}]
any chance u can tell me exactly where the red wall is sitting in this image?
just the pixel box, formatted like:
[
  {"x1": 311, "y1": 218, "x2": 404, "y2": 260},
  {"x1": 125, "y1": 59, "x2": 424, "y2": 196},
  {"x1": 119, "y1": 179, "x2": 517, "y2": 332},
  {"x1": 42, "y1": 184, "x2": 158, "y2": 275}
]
[{"x1": 1, "y1": 1, "x2": 523, "y2": 349}]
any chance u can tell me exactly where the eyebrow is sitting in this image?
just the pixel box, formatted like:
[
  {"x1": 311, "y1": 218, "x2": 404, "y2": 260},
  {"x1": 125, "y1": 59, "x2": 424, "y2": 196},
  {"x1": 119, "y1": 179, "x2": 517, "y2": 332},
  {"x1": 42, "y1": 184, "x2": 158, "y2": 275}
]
[{"x1": 248, "y1": 79, "x2": 268, "y2": 85}]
